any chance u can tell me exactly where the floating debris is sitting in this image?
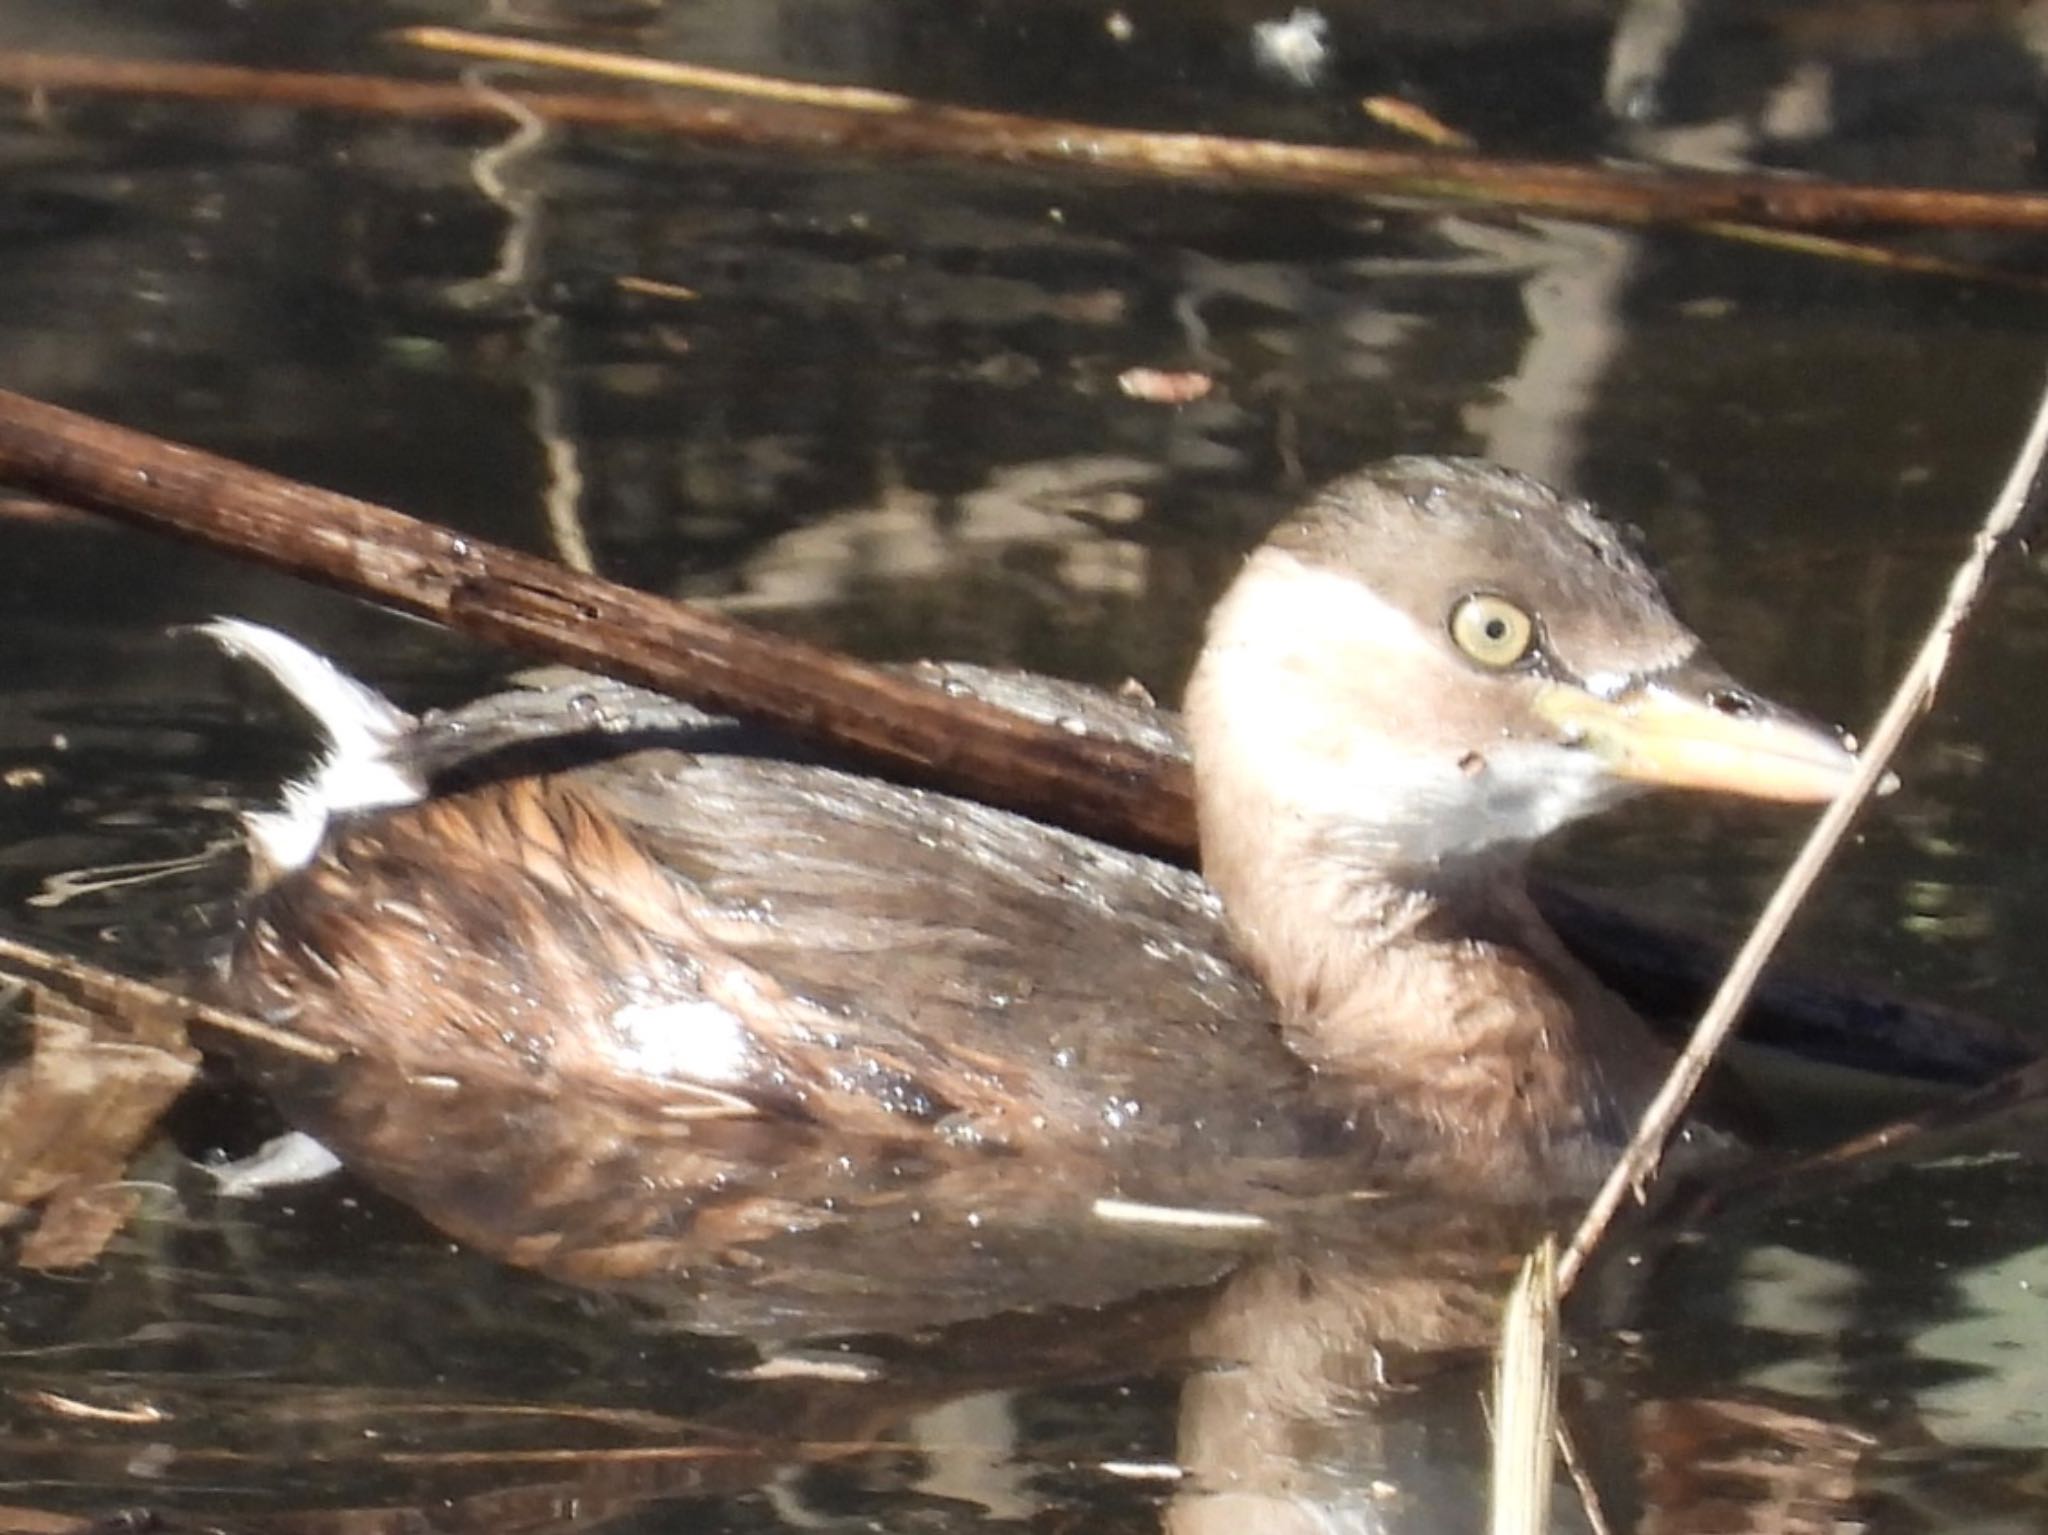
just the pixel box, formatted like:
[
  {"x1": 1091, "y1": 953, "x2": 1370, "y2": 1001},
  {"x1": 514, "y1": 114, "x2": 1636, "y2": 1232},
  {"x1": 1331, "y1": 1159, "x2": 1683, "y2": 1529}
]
[
  {"x1": 1252, "y1": 8, "x2": 1330, "y2": 88},
  {"x1": 1117, "y1": 367, "x2": 1213, "y2": 404},
  {"x1": 1090, "y1": 1196, "x2": 1268, "y2": 1231}
]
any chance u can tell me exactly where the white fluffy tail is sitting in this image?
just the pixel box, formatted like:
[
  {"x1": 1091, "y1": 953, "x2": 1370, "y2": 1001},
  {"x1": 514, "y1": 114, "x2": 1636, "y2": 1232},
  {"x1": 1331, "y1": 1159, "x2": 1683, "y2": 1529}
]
[{"x1": 203, "y1": 619, "x2": 423, "y2": 875}]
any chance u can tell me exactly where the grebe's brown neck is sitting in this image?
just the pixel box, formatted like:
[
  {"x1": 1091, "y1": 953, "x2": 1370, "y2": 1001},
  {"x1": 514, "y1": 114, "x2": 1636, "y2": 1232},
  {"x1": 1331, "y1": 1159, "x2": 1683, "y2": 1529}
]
[
  {"x1": 1190, "y1": 756, "x2": 1664, "y2": 1157},
  {"x1": 1183, "y1": 459, "x2": 1859, "y2": 1159}
]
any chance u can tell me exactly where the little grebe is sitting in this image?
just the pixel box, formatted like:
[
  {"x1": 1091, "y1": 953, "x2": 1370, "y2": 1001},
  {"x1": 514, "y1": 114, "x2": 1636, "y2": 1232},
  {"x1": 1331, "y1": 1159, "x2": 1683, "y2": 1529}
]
[{"x1": 205, "y1": 458, "x2": 1856, "y2": 1286}]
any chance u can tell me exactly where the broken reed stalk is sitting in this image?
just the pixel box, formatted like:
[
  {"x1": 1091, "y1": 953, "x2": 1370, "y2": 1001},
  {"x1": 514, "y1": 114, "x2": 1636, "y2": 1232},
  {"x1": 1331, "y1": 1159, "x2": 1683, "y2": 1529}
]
[
  {"x1": 1489, "y1": 1238, "x2": 1560, "y2": 1535},
  {"x1": 10, "y1": 45, "x2": 2048, "y2": 233},
  {"x1": 1557, "y1": 367, "x2": 2048, "y2": 1295}
]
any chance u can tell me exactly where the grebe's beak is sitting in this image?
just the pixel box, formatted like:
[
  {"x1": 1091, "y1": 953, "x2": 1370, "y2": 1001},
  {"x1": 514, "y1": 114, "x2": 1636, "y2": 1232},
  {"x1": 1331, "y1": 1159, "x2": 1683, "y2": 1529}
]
[{"x1": 1532, "y1": 657, "x2": 1863, "y2": 804}]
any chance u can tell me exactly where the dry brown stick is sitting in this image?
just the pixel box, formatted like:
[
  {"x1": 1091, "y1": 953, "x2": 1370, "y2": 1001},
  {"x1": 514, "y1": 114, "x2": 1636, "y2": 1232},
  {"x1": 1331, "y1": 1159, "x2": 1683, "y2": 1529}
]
[
  {"x1": 0, "y1": 387, "x2": 1195, "y2": 860},
  {"x1": 9, "y1": 46, "x2": 2048, "y2": 232},
  {"x1": 1558, "y1": 366, "x2": 2048, "y2": 1294}
]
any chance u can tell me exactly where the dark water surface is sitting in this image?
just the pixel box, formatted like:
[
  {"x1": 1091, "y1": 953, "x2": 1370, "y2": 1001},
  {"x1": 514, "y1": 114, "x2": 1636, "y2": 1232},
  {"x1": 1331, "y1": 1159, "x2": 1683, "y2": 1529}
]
[{"x1": 3, "y1": 1, "x2": 2048, "y2": 1530}]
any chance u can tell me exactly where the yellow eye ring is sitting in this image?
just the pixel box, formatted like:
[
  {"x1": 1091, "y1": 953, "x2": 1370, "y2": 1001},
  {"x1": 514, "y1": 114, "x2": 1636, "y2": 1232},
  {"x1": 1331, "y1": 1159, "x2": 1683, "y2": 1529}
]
[{"x1": 1448, "y1": 594, "x2": 1535, "y2": 669}]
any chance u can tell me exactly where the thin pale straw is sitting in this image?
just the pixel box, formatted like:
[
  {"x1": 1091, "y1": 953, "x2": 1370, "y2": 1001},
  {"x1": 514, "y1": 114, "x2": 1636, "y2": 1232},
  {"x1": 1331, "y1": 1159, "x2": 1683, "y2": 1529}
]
[{"x1": 1559, "y1": 374, "x2": 2048, "y2": 1293}]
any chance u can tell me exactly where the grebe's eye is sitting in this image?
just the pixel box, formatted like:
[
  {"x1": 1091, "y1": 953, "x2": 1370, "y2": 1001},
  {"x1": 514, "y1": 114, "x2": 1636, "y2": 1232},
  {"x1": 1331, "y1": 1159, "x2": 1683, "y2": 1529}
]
[{"x1": 1448, "y1": 594, "x2": 1535, "y2": 669}]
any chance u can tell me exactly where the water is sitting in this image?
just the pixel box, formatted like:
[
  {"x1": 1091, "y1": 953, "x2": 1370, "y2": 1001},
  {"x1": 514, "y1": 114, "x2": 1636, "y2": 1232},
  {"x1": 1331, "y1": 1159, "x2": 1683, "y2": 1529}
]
[{"x1": 2, "y1": 0, "x2": 2047, "y2": 1529}]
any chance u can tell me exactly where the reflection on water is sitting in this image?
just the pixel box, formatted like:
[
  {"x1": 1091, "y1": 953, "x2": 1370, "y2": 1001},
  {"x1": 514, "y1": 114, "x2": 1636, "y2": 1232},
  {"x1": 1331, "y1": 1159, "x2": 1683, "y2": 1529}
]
[{"x1": 3, "y1": 0, "x2": 2048, "y2": 1529}]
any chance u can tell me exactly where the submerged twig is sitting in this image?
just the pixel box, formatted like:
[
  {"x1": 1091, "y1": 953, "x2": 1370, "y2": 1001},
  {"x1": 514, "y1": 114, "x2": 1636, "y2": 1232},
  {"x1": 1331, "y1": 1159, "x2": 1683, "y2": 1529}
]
[
  {"x1": 1361, "y1": 92, "x2": 2048, "y2": 289},
  {"x1": 1692, "y1": 1053, "x2": 2048, "y2": 1225},
  {"x1": 1559, "y1": 370, "x2": 2048, "y2": 1293},
  {"x1": 8, "y1": 46, "x2": 2048, "y2": 232},
  {"x1": 1554, "y1": 1420, "x2": 1615, "y2": 1535},
  {"x1": 1688, "y1": 219, "x2": 2048, "y2": 290},
  {"x1": 395, "y1": 27, "x2": 2048, "y2": 234}
]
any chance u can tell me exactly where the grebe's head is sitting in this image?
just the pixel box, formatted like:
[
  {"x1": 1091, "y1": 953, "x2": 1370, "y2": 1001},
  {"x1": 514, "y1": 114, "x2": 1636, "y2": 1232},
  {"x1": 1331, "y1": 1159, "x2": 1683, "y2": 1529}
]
[{"x1": 1185, "y1": 457, "x2": 1857, "y2": 877}]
